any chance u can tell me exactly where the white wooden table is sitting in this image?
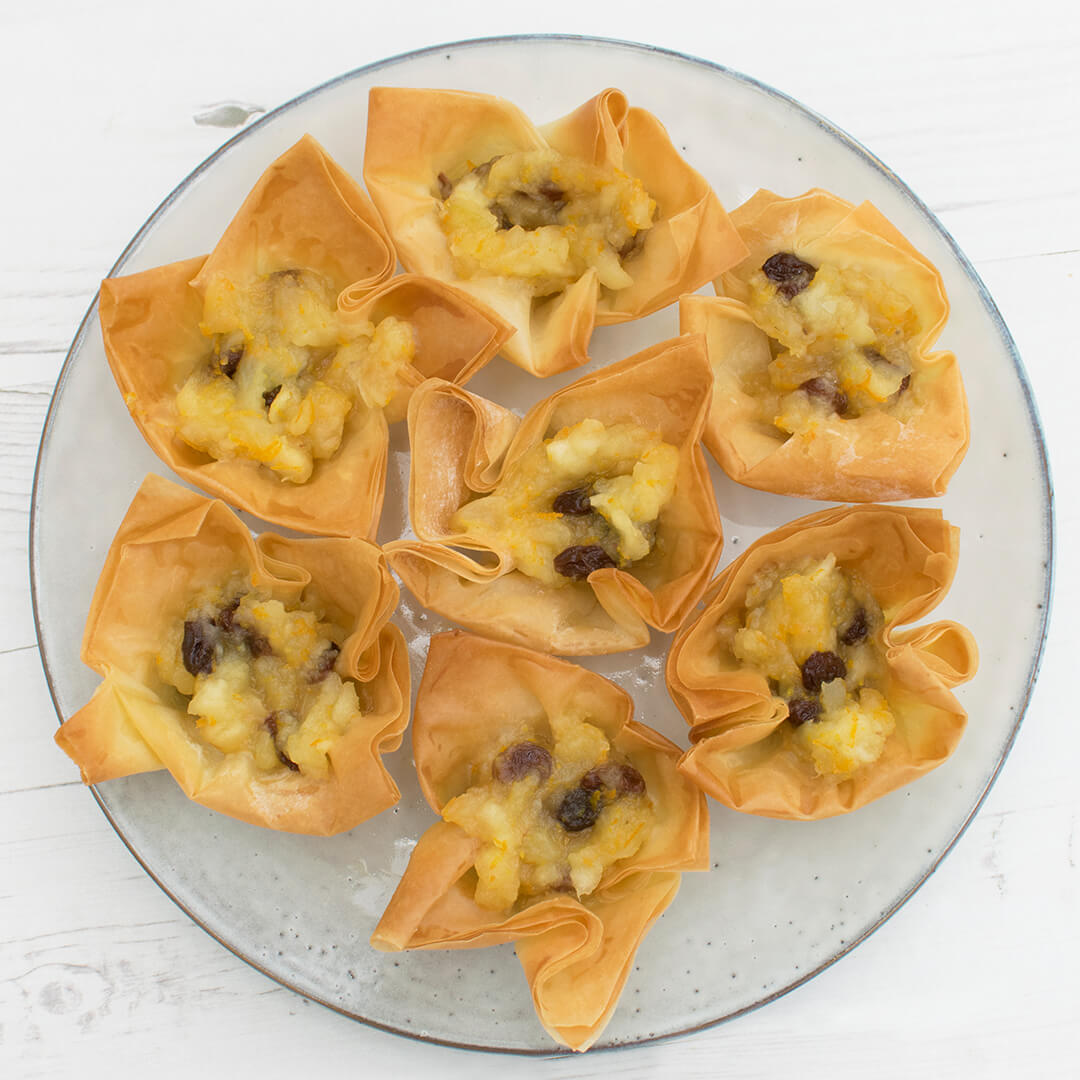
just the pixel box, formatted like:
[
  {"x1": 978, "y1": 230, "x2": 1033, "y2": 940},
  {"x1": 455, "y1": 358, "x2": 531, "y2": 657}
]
[{"x1": 4, "y1": 3, "x2": 1077, "y2": 1076}]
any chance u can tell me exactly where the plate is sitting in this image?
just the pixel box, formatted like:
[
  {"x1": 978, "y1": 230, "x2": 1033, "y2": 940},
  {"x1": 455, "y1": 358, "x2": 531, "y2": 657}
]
[{"x1": 31, "y1": 35, "x2": 1052, "y2": 1053}]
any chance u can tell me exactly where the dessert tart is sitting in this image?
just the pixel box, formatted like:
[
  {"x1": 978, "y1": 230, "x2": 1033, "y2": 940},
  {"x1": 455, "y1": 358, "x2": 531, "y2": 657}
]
[
  {"x1": 681, "y1": 188, "x2": 968, "y2": 500},
  {"x1": 666, "y1": 505, "x2": 978, "y2": 818},
  {"x1": 371, "y1": 631, "x2": 709, "y2": 1051},
  {"x1": 55, "y1": 475, "x2": 410, "y2": 833},
  {"x1": 384, "y1": 335, "x2": 724, "y2": 654},
  {"x1": 102, "y1": 135, "x2": 511, "y2": 537},
  {"x1": 364, "y1": 86, "x2": 746, "y2": 376}
]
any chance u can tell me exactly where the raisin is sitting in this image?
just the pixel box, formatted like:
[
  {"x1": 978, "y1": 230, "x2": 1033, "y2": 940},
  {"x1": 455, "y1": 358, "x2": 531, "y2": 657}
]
[
  {"x1": 263, "y1": 384, "x2": 282, "y2": 409},
  {"x1": 801, "y1": 650, "x2": 848, "y2": 693},
  {"x1": 492, "y1": 205, "x2": 512, "y2": 231},
  {"x1": 472, "y1": 156, "x2": 500, "y2": 181},
  {"x1": 896, "y1": 374, "x2": 911, "y2": 396},
  {"x1": 213, "y1": 344, "x2": 244, "y2": 379},
  {"x1": 215, "y1": 601, "x2": 271, "y2": 657},
  {"x1": 181, "y1": 619, "x2": 216, "y2": 676},
  {"x1": 241, "y1": 629, "x2": 272, "y2": 658},
  {"x1": 762, "y1": 252, "x2": 817, "y2": 300},
  {"x1": 264, "y1": 714, "x2": 299, "y2": 772},
  {"x1": 618, "y1": 232, "x2": 645, "y2": 260},
  {"x1": 436, "y1": 172, "x2": 453, "y2": 200},
  {"x1": 308, "y1": 643, "x2": 341, "y2": 683},
  {"x1": 552, "y1": 488, "x2": 592, "y2": 516},
  {"x1": 538, "y1": 180, "x2": 566, "y2": 206},
  {"x1": 800, "y1": 376, "x2": 848, "y2": 416},
  {"x1": 492, "y1": 742, "x2": 554, "y2": 783},
  {"x1": 786, "y1": 697, "x2": 821, "y2": 727},
  {"x1": 581, "y1": 762, "x2": 646, "y2": 797},
  {"x1": 556, "y1": 787, "x2": 600, "y2": 832},
  {"x1": 215, "y1": 598, "x2": 240, "y2": 632},
  {"x1": 553, "y1": 544, "x2": 617, "y2": 580},
  {"x1": 840, "y1": 608, "x2": 869, "y2": 646}
]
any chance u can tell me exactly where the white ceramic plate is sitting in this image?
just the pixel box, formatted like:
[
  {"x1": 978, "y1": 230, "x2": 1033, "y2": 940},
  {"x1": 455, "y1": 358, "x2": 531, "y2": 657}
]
[{"x1": 32, "y1": 35, "x2": 1052, "y2": 1054}]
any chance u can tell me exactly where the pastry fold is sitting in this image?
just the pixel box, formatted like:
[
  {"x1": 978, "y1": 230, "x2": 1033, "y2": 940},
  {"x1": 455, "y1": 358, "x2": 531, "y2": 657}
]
[
  {"x1": 666, "y1": 505, "x2": 978, "y2": 819},
  {"x1": 55, "y1": 474, "x2": 410, "y2": 834},
  {"x1": 103, "y1": 135, "x2": 511, "y2": 537},
  {"x1": 371, "y1": 631, "x2": 709, "y2": 1051},
  {"x1": 384, "y1": 336, "x2": 724, "y2": 654},
  {"x1": 684, "y1": 188, "x2": 968, "y2": 500},
  {"x1": 363, "y1": 87, "x2": 747, "y2": 376}
]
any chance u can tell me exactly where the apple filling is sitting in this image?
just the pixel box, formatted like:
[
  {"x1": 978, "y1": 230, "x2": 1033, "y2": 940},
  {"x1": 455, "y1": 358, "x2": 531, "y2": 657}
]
[
  {"x1": 442, "y1": 712, "x2": 654, "y2": 913},
  {"x1": 719, "y1": 554, "x2": 896, "y2": 775},
  {"x1": 175, "y1": 267, "x2": 416, "y2": 482},
  {"x1": 738, "y1": 253, "x2": 922, "y2": 436},
  {"x1": 156, "y1": 574, "x2": 362, "y2": 778},
  {"x1": 437, "y1": 149, "x2": 655, "y2": 298},
  {"x1": 451, "y1": 418, "x2": 679, "y2": 587}
]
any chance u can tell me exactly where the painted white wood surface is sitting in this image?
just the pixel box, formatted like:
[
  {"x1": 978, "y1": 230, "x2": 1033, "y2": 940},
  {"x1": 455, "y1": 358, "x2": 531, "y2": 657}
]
[{"x1": 3, "y1": 2, "x2": 1077, "y2": 1076}]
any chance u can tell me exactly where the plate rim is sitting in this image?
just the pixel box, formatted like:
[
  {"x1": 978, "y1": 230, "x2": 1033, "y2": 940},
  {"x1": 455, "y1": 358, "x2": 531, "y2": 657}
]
[{"x1": 29, "y1": 32, "x2": 1056, "y2": 1056}]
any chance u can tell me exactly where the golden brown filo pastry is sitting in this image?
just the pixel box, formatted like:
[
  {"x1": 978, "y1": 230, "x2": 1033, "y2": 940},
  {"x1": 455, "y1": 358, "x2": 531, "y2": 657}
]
[
  {"x1": 666, "y1": 505, "x2": 978, "y2": 819},
  {"x1": 54, "y1": 474, "x2": 410, "y2": 835},
  {"x1": 680, "y1": 188, "x2": 969, "y2": 501},
  {"x1": 102, "y1": 134, "x2": 511, "y2": 538},
  {"x1": 363, "y1": 86, "x2": 747, "y2": 377},
  {"x1": 384, "y1": 336, "x2": 723, "y2": 655},
  {"x1": 371, "y1": 631, "x2": 709, "y2": 1052}
]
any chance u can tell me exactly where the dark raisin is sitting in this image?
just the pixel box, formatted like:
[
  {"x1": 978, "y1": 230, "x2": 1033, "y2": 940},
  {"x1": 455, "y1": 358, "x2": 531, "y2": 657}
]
[
  {"x1": 840, "y1": 608, "x2": 869, "y2": 646},
  {"x1": 618, "y1": 232, "x2": 645, "y2": 260},
  {"x1": 263, "y1": 384, "x2": 282, "y2": 409},
  {"x1": 214, "y1": 344, "x2": 244, "y2": 379},
  {"x1": 556, "y1": 787, "x2": 600, "y2": 832},
  {"x1": 800, "y1": 376, "x2": 848, "y2": 416},
  {"x1": 538, "y1": 180, "x2": 566, "y2": 205},
  {"x1": 552, "y1": 488, "x2": 592, "y2": 516},
  {"x1": 308, "y1": 643, "x2": 341, "y2": 683},
  {"x1": 762, "y1": 252, "x2": 817, "y2": 300},
  {"x1": 553, "y1": 544, "x2": 617, "y2": 580},
  {"x1": 492, "y1": 742, "x2": 554, "y2": 783},
  {"x1": 215, "y1": 601, "x2": 272, "y2": 657},
  {"x1": 786, "y1": 698, "x2": 821, "y2": 727},
  {"x1": 215, "y1": 598, "x2": 240, "y2": 632},
  {"x1": 581, "y1": 762, "x2": 646, "y2": 797},
  {"x1": 242, "y1": 629, "x2": 273, "y2": 658},
  {"x1": 264, "y1": 714, "x2": 299, "y2": 772},
  {"x1": 895, "y1": 374, "x2": 911, "y2": 396},
  {"x1": 472, "y1": 156, "x2": 500, "y2": 181},
  {"x1": 436, "y1": 172, "x2": 453, "y2": 200},
  {"x1": 492, "y1": 205, "x2": 512, "y2": 231},
  {"x1": 181, "y1": 619, "x2": 216, "y2": 676},
  {"x1": 801, "y1": 650, "x2": 848, "y2": 693}
]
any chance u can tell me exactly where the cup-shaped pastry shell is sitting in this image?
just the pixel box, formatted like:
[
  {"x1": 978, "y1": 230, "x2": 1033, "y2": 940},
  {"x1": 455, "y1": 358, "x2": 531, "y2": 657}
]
[
  {"x1": 54, "y1": 474, "x2": 410, "y2": 835},
  {"x1": 384, "y1": 335, "x2": 724, "y2": 654},
  {"x1": 684, "y1": 189, "x2": 968, "y2": 500},
  {"x1": 363, "y1": 86, "x2": 747, "y2": 377},
  {"x1": 666, "y1": 505, "x2": 978, "y2": 819},
  {"x1": 371, "y1": 631, "x2": 709, "y2": 1051},
  {"x1": 102, "y1": 135, "x2": 512, "y2": 537}
]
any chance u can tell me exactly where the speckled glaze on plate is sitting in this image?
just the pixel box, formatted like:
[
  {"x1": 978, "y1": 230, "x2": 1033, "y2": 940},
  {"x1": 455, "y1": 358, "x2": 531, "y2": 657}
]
[{"x1": 31, "y1": 35, "x2": 1052, "y2": 1054}]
